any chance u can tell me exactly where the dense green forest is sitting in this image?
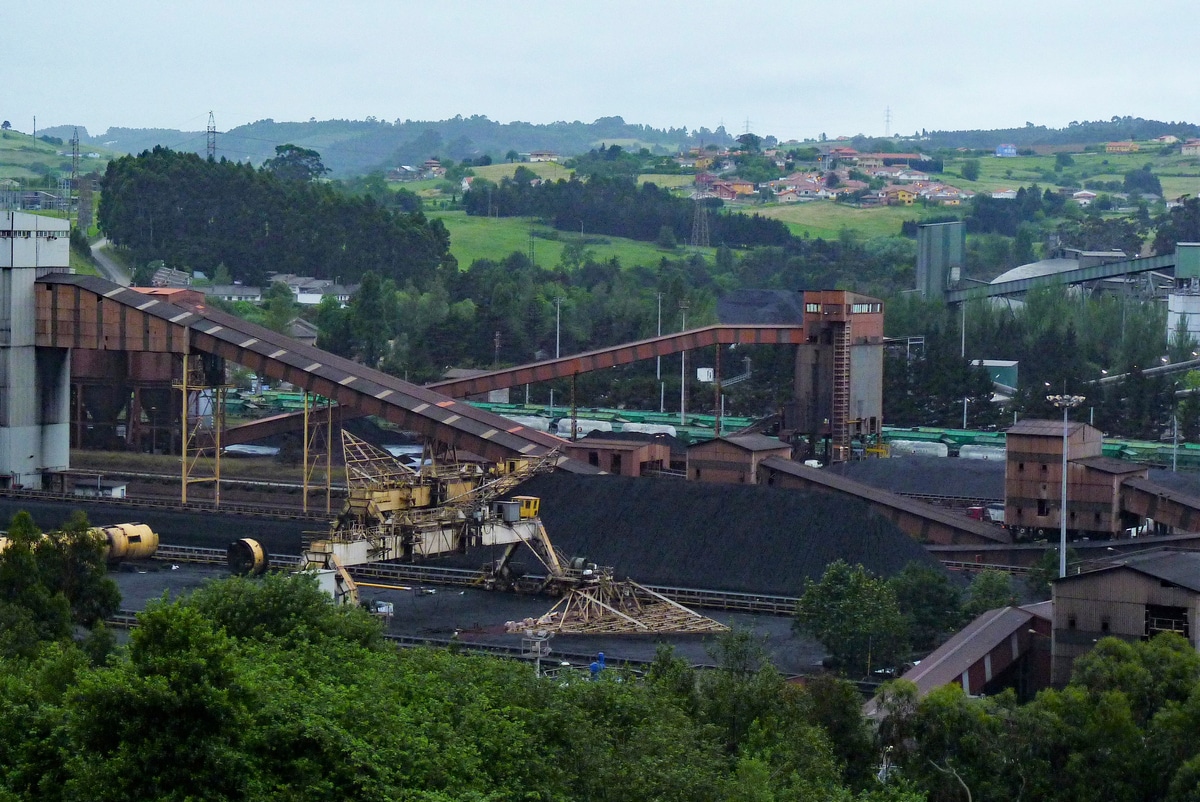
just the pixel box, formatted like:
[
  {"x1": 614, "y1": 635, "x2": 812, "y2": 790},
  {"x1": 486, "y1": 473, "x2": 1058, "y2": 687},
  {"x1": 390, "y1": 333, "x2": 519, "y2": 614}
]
[{"x1": 98, "y1": 147, "x2": 454, "y2": 286}]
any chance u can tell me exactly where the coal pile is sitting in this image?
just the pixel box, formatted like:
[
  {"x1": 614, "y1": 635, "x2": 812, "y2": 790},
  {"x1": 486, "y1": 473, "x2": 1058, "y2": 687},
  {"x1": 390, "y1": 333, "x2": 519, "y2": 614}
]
[
  {"x1": 512, "y1": 473, "x2": 940, "y2": 597},
  {"x1": 827, "y1": 456, "x2": 1004, "y2": 500}
]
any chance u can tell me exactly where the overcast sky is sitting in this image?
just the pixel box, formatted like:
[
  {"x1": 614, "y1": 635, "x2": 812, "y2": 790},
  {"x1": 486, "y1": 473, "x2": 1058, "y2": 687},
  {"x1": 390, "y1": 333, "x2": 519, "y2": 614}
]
[{"x1": 7, "y1": 1, "x2": 1197, "y2": 142}]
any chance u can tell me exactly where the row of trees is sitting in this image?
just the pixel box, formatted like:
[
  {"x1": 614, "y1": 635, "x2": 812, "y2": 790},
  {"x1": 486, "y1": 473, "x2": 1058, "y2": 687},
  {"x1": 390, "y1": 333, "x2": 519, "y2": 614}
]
[
  {"x1": 463, "y1": 173, "x2": 794, "y2": 250},
  {"x1": 876, "y1": 633, "x2": 1200, "y2": 802},
  {"x1": 884, "y1": 288, "x2": 1187, "y2": 438},
  {"x1": 795, "y1": 561, "x2": 1026, "y2": 677},
  {"x1": 99, "y1": 146, "x2": 455, "y2": 287}
]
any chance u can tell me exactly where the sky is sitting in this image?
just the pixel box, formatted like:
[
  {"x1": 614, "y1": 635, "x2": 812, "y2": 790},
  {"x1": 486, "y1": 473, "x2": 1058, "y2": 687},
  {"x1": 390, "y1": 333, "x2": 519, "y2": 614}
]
[{"x1": 5, "y1": 0, "x2": 1198, "y2": 142}]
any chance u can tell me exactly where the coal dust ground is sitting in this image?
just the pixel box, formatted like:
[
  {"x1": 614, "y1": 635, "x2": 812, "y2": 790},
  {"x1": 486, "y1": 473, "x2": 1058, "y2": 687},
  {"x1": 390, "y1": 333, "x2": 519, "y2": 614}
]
[{"x1": 113, "y1": 564, "x2": 826, "y2": 675}]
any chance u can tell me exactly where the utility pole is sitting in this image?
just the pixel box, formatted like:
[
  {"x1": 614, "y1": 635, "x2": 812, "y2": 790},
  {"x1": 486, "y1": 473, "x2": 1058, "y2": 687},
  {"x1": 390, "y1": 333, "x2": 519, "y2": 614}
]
[{"x1": 679, "y1": 300, "x2": 689, "y2": 425}]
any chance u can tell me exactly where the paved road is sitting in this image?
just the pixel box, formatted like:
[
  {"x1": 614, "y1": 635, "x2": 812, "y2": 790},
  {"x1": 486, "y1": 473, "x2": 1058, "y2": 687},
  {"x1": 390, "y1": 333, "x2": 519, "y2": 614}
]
[{"x1": 89, "y1": 237, "x2": 131, "y2": 286}]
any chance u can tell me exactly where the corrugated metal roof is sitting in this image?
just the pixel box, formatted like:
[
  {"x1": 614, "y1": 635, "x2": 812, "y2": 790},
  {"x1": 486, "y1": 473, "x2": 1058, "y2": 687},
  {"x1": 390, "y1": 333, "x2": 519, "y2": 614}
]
[
  {"x1": 1123, "y1": 476, "x2": 1200, "y2": 513},
  {"x1": 1075, "y1": 456, "x2": 1147, "y2": 475},
  {"x1": 1006, "y1": 419, "x2": 1087, "y2": 437},
  {"x1": 1063, "y1": 548, "x2": 1200, "y2": 593},
  {"x1": 710, "y1": 434, "x2": 791, "y2": 453},
  {"x1": 758, "y1": 456, "x2": 1009, "y2": 543},
  {"x1": 898, "y1": 606, "x2": 1041, "y2": 696}
]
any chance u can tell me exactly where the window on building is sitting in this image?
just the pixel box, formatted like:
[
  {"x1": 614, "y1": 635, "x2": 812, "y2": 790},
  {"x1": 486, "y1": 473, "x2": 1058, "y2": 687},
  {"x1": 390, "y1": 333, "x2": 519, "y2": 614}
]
[
  {"x1": 805, "y1": 303, "x2": 821, "y2": 313},
  {"x1": 1147, "y1": 605, "x2": 1189, "y2": 639},
  {"x1": 1018, "y1": 462, "x2": 1025, "y2": 472},
  {"x1": 1068, "y1": 615, "x2": 1076, "y2": 630},
  {"x1": 1038, "y1": 499, "x2": 1049, "y2": 516},
  {"x1": 1101, "y1": 618, "x2": 1110, "y2": 633}
]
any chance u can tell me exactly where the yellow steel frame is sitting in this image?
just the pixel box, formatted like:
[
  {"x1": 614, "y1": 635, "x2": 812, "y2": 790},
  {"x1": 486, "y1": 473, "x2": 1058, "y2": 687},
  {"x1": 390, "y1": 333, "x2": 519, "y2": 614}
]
[
  {"x1": 302, "y1": 392, "x2": 333, "y2": 514},
  {"x1": 176, "y1": 353, "x2": 228, "y2": 506}
]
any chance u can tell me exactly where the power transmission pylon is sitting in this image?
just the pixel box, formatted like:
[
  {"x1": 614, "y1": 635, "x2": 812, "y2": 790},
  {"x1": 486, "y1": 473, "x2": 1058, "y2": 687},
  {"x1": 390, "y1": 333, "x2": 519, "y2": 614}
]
[
  {"x1": 69, "y1": 128, "x2": 80, "y2": 222},
  {"x1": 206, "y1": 111, "x2": 217, "y2": 160}
]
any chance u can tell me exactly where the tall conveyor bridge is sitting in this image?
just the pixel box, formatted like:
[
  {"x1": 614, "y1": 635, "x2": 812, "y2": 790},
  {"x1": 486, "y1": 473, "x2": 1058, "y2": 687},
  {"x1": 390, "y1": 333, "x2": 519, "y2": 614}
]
[
  {"x1": 426, "y1": 325, "x2": 808, "y2": 398},
  {"x1": 944, "y1": 252, "x2": 1179, "y2": 303},
  {"x1": 35, "y1": 274, "x2": 572, "y2": 466}
]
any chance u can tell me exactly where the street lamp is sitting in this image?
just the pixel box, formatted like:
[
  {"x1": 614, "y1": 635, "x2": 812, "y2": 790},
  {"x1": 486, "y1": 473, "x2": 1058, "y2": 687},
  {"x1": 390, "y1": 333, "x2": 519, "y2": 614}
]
[{"x1": 1047, "y1": 393, "x2": 1085, "y2": 578}]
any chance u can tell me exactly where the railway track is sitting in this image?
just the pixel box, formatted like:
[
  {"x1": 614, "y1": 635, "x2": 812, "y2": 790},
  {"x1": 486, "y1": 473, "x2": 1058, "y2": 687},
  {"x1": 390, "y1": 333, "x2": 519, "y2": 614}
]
[{"x1": 153, "y1": 543, "x2": 800, "y2": 615}]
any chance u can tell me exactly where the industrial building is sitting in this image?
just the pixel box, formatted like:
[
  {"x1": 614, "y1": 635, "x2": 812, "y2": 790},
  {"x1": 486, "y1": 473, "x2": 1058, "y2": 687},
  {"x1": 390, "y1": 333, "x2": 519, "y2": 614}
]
[
  {"x1": 0, "y1": 211, "x2": 71, "y2": 488},
  {"x1": 1051, "y1": 549, "x2": 1200, "y2": 684},
  {"x1": 687, "y1": 434, "x2": 792, "y2": 484}
]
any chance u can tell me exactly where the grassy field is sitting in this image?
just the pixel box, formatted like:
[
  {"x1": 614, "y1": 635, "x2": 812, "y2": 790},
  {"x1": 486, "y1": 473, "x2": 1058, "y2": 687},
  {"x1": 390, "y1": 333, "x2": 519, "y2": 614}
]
[
  {"x1": 429, "y1": 210, "x2": 711, "y2": 269},
  {"x1": 637, "y1": 173, "x2": 693, "y2": 188},
  {"x1": 471, "y1": 162, "x2": 573, "y2": 183},
  {"x1": 940, "y1": 149, "x2": 1200, "y2": 197},
  {"x1": 0, "y1": 130, "x2": 112, "y2": 181},
  {"x1": 755, "y1": 202, "x2": 942, "y2": 240},
  {"x1": 70, "y1": 248, "x2": 101, "y2": 277}
]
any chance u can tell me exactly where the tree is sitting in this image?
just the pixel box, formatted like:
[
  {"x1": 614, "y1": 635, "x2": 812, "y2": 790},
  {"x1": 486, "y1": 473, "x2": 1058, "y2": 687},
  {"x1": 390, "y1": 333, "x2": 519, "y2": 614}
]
[
  {"x1": 505, "y1": 149, "x2": 519, "y2": 163},
  {"x1": 0, "y1": 121, "x2": 10, "y2": 130},
  {"x1": 736, "y1": 133, "x2": 762, "y2": 152},
  {"x1": 262, "y1": 143, "x2": 329, "y2": 182},
  {"x1": 962, "y1": 569, "x2": 1016, "y2": 617},
  {"x1": 888, "y1": 562, "x2": 963, "y2": 654},
  {"x1": 961, "y1": 159, "x2": 980, "y2": 181},
  {"x1": 656, "y1": 224, "x2": 678, "y2": 250},
  {"x1": 795, "y1": 560, "x2": 908, "y2": 677},
  {"x1": 261, "y1": 281, "x2": 297, "y2": 334},
  {"x1": 1124, "y1": 164, "x2": 1163, "y2": 198}
]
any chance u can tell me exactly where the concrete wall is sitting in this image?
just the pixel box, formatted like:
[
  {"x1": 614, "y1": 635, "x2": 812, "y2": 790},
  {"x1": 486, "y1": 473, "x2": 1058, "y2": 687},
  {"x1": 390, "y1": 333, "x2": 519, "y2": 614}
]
[{"x1": 0, "y1": 212, "x2": 70, "y2": 487}]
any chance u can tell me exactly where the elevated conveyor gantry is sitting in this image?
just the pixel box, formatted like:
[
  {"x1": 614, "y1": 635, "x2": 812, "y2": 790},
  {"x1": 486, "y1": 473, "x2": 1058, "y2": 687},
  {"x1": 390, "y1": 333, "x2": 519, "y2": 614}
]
[{"x1": 34, "y1": 274, "x2": 571, "y2": 465}]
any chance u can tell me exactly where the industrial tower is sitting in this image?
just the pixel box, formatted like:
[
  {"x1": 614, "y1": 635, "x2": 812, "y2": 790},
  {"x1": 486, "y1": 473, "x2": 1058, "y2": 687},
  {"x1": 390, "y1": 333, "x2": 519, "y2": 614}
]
[{"x1": 0, "y1": 212, "x2": 71, "y2": 488}]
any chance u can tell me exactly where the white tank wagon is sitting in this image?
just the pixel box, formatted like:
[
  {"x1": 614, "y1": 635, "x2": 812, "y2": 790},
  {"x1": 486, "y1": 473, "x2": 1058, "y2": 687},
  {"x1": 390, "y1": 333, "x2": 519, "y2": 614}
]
[
  {"x1": 887, "y1": 440, "x2": 949, "y2": 458},
  {"x1": 619, "y1": 422, "x2": 677, "y2": 437},
  {"x1": 958, "y1": 445, "x2": 1007, "y2": 461},
  {"x1": 0, "y1": 523, "x2": 159, "y2": 562}
]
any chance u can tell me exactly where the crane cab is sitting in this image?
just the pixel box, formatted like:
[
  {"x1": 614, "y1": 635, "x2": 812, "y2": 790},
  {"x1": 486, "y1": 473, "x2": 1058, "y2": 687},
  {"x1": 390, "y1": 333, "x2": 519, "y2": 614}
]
[{"x1": 511, "y1": 495, "x2": 540, "y2": 519}]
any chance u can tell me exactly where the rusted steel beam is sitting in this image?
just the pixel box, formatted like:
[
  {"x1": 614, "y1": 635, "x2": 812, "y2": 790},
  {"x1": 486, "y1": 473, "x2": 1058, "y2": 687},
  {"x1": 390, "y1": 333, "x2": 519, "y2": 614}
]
[{"x1": 428, "y1": 324, "x2": 806, "y2": 397}]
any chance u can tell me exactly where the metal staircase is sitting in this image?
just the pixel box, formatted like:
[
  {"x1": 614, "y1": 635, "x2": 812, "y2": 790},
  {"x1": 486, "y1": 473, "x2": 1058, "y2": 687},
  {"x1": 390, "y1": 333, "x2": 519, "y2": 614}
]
[{"x1": 831, "y1": 319, "x2": 851, "y2": 459}]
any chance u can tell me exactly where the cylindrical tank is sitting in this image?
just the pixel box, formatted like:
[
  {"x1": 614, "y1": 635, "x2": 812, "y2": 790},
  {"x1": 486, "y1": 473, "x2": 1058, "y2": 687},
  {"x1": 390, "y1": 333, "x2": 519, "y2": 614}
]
[
  {"x1": 93, "y1": 524, "x2": 159, "y2": 561},
  {"x1": 227, "y1": 538, "x2": 269, "y2": 576}
]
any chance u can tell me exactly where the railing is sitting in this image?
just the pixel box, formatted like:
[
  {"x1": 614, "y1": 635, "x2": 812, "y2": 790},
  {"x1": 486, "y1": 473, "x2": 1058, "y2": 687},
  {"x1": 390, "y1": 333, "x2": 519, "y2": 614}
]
[
  {"x1": 940, "y1": 560, "x2": 1033, "y2": 575},
  {"x1": 154, "y1": 544, "x2": 799, "y2": 614},
  {"x1": 0, "y1": 485, "x2": 330, "y2": 521}
]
